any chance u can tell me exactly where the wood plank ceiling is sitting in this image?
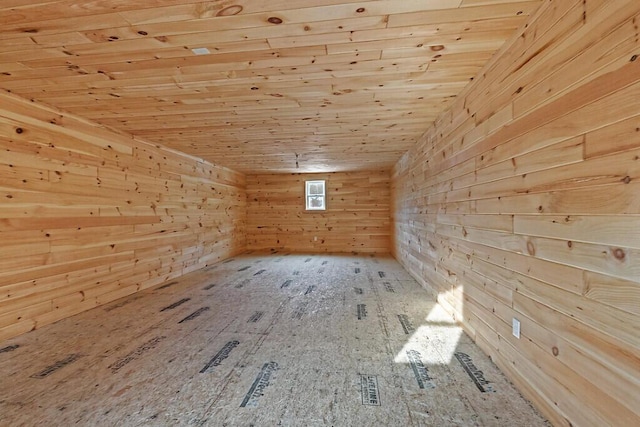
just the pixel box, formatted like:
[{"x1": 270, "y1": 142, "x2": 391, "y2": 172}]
[{"x1": 0, "y1": 0, "x2": 542, "y2": 173}]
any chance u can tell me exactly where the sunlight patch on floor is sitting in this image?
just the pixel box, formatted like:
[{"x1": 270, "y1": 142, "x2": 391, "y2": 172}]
[{"x1": 394, "y1": 303, "x2": 463, "y2": 365}]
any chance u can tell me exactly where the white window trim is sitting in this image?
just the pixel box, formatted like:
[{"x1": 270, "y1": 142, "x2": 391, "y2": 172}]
[{"x1": 305, "y1": 180, "x2": 326, "y2": 211}]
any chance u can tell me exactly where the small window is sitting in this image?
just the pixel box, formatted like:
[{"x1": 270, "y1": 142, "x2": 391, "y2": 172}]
[{"x1": 305, "y1": 180, "x2": 326, "y2": 210}]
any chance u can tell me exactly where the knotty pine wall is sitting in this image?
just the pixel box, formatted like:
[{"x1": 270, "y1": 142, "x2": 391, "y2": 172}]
[
  {"x1": 392, "y1": 1, "x2": 640, "y2": 426},
  {"x1": 0, "y1": 91, "x2": 246, "y2": 342},
  {"x1": 246, "y1": 171, "x2": 390, "y2": 253}
]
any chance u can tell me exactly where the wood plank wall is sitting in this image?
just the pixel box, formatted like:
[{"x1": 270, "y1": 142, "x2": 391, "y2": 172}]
[
  {"x1": 0, "y1": 91, "x2": 246, "y2": 343},
  {"x1": 391, "y1": 1, "x2": 640, "y2": 426},
  {"x1": 246, "y1": 171, "x2": 390, "y2": 253}
]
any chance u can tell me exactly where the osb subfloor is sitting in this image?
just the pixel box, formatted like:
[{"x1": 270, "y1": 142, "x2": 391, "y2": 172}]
[{"x1": 0, "y1": 253, "x2": 550, "y2": 426}]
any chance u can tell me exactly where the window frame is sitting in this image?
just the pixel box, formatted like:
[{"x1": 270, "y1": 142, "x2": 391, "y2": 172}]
[{"x1": 305, "y1": 180, "x2": 326, "y2": 211}]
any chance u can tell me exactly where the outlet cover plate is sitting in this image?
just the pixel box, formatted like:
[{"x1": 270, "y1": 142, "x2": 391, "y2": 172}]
[{"x1": 512, "y1": 318, "x2": 521, "y2": 339}]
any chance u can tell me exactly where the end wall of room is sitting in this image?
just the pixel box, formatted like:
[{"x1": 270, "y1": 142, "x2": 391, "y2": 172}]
[
  {"x1": 392, "y1": 1, "x2": 640, "y2": 425},
  {"x1": 246, "y1": 171, "x2": 390, "y2": 253},
  {"x1": 0, "y1": 91, "x2": 246, "y2": 342}
]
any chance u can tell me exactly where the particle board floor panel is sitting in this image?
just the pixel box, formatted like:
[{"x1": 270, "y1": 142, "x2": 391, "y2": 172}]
[{"x1": 0, "y1": 253, "x2": 550, "y2": 427}]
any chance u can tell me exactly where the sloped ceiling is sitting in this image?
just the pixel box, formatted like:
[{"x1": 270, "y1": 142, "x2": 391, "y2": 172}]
[{"x1": 0, "y1": 0, "x2": 542, "y2": 173}]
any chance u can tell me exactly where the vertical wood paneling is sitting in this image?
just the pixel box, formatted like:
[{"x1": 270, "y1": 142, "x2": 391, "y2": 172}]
[
  {"x1": 246, "y1": 171, "x2": 390, "y2": 253},
  {"x1": 0, "y1": 91, "x2": 246, "y2": 342},
  {"x1": 392, "y1": 1, "x2": 640, "y2": 426}
]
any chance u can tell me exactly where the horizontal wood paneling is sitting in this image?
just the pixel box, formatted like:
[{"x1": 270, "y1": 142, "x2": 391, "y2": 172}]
[
  {"x1": 0, "y1": 0, "x2": 541, "y2": 173},
  {"x1": 0, "y1": 90, "x2": 246, "y2": 343},
  {"x1": 392, "y1": 1, "x2": 640, "y2": 426},
  {"x1": 246, "y1": 171, "x2": 390, "y2": 253}
]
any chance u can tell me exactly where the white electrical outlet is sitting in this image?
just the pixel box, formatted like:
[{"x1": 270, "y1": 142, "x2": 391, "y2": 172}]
[{"x1": 512, "y1": 318, "x2": 521, "y2": 339}]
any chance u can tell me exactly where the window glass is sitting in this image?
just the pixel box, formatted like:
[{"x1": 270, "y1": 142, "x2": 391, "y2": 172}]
[{"x1": 305, "y1": 180, "x2": 326, "y2": 210}]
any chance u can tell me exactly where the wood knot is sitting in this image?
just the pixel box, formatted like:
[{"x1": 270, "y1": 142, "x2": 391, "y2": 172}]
[
  {"x1": 526, "y1": 241, "x2": 536, "y2": 256},
  {"x1": 612, "y1": 248, "x2": 626, "y2": 261},
  {"x1": 567, "y1": 241, "x2": 572, "y2": 248},
  {"x1": 430, "y1": 45, "x2": 445, "y2": 51},
  {"x1": 356, "y1": 7, "x2": 365, "y2": 13},
  {"x1": 552, "y1": 347, "x2": 559, "y2": 357},
  {"x1": 15, "y1": 127, "x2": 23, "y2": 134},
  {"x1": 631, "y1": 54, "x2": 638, "y2": 62},
  {"x1": 622, "y1": 176, "x2": 631, "y2": 184},
  {"x1": 267, "y1": 16, "x2": 283, "y2": 24},
  {"x1": 137, "y1": 30, "x2": 148, "y2": 36},
  {"x1": 217, "y1": 5, "x2": 243, "y2": 16}
]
